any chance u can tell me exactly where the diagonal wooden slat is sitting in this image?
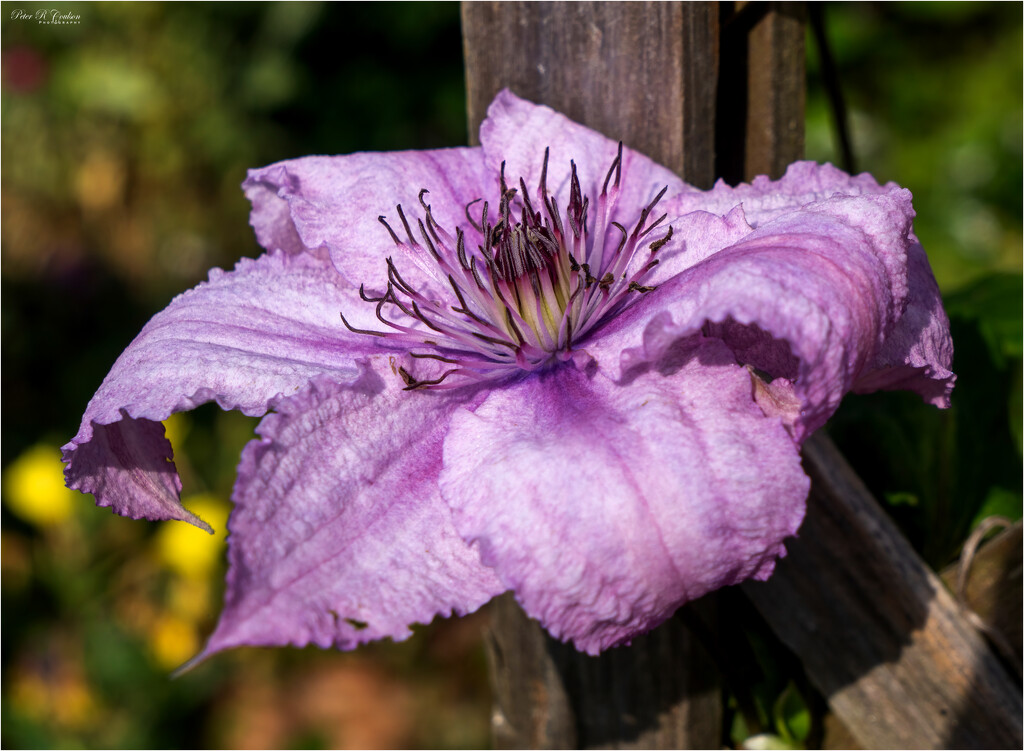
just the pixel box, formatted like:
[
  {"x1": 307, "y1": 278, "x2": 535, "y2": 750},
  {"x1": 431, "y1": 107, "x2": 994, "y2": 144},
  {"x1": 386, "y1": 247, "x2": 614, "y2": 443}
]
[{"x1": 744, "y1": 434, "x2": 1023, "y2": 749}]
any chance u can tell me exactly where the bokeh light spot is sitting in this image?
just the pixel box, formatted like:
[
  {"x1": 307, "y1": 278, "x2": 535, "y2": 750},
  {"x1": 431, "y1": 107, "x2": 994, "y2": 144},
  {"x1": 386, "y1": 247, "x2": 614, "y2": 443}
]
[{"x1": 4, "y1": 443, "x2": 78, "y2": 527}]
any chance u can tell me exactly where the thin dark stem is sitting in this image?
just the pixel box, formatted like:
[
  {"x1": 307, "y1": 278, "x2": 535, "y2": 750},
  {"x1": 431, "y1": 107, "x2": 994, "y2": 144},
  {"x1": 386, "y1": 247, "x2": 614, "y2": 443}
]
[{"x1": 809, "y1": 3, "x2": 857, "y2": 174}]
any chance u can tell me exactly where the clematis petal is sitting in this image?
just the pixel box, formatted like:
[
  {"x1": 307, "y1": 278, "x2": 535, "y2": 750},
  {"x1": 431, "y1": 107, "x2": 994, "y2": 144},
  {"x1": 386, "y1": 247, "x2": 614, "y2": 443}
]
[
  {"x1": 198, "y1": 371, "x2": 505, "y2": 657},
  {"x1": 646, "y1": 163, "x2": 954, "y2": 410},
  {"x1": 63, "y1": 250, "x2": 378, "y2": 528},
  {"x1": 664, "y1": 160, "x2": 910, "y2": 229},
  {"x1": 479, "y1": 89, "x2": 686, "y2": 226},
  {"x1": 243, "y1": 148, "x2": 491, "y2": 289},
  {"x1": 852, "y1": 240, "x2": 955, "y2": 406},
  {"x1": 439, "y1": 338, "x2": 808, "y2": 654},
  {"x1": 586, "y1": 191, "x2": 928, "y2": 442}
]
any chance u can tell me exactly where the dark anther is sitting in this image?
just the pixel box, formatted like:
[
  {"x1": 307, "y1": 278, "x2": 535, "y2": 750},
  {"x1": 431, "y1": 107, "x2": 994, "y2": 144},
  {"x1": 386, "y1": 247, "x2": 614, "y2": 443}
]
[
  {"x1": 416, "y1": 219, "x2": 441, "y2": 261},
  {"x1": 378, "y1": 216, "x2": 402, "y2": 245},
  {"x1": 568, "y1": 254, "x2": 581, "y2": 272},
  {"x1": 424, "y1": 212, "x2": 445, "y2": 247},
  {"x1": 602, "y1": 141, "x2": 624, "y2": 195},
  {"x1": 396, "y1": 204, "x2": 418, "y2": 246},
  {"x1": 649, "y1": 225, "x2": 674, "y2": 253},
  {"x1": 504, "y1": 308, "x2": 526, "y2": 345},
  {"x1": 410, "y1": 301, "x2": 444, "y2": 332},
  {"x1": 465, "y1": 198, "x2": 484, "y2": 232},
  {"x1": 633, "y1": 185, "x2": 668, "y2": 237},
  {"x1": 469, "y1": 256, "x2": 488, "y2": 289},
  {"x1": 452, "y1": 295, "x2": 490, "y2": 327},
  {"x1": 598, "y1": 272, "x2": 615, "y2": 290},
  {"x1": 402, "y1": 368, "x2": 458, "y2": 390},
  {"x1": 629, "y1": 281, "x2": 656, "y2": 293},
  {"x1": 569, "y1": 161, "x2": 582, "y2": 207},
  {"x1": 547, "y1": 195, "x2": 564, "y2": 239},
  {"x1": 539, "y1": 147, "x2": 550, "y2": 199},
  {"x1": 638, "y1": 213, "x2": 668, "y2": 239},
  {"x1": 358, "y1": 283, "x2": 387, "y2": 303},
  {"x1": 567, "y1": 161, "x2": 587, "y2": 238},
  {"x1": 448, "y1": 274, "x2": 471, "y2": 308},
  {"x1": 499, "y1": 161, "x2": 509, "y2": 195},
  {"x1": 471, "y1": 330, "x2": 517, "y2": 349},
  {"x1": 339, "y1": 311, "x2": 386, "y2": 337},
  {"x1": 498, "y1": 187, "x2": 518, "y2": 229},
  {"x1": 456, "y1": 228, "x2": 471, "y2": 270},
  {"x1": 386, "y1": 288, "x2": 418, "y2": 321},
  {"x1": 385, "y1": 258, "x2": 417, "y2": 298},
  {"x1": 519, "y1": 177, "x2": 537, "y2": 221},
  {"x1": 411, "y1": 352, "x2": 460, "y2": 363},
  {"x1": 397, "y1": 366, "x2": 418, "y2": 387},
  {"x1": 610, "y1": 221, "x2": 628, "y2": 256}
]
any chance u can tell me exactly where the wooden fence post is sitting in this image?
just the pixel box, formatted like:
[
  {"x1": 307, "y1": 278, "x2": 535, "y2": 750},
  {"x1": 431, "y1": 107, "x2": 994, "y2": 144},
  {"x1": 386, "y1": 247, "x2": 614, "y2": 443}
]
[
  {"x1": 461, "y1": 3, "x2": 1023, "y2": 749},
  {"x1": 463, "y1": 3, "x2": 722, "y2": 748}
]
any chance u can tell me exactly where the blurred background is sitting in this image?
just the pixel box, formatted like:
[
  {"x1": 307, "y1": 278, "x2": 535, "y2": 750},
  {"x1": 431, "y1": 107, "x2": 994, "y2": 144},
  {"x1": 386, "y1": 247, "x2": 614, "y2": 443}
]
[{"x1": 1, "y1": 2, "x2": 1020, "y2": 748}]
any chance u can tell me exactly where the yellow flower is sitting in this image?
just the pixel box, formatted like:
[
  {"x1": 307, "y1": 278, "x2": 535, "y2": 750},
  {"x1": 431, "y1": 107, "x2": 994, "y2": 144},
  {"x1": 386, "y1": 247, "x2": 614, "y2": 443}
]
[
  {"x1": 163, "y1": 412, "x2": 191, "y2": 447},
  {"x1": 4, "y1": 444, "x2": 77, "y2": 527},
  {"x1": 154, "y1": 493, "x2": 229, "y2": 579},
  {"x1": 149, "y1": 613, "x2": 201, "y2": 670}
]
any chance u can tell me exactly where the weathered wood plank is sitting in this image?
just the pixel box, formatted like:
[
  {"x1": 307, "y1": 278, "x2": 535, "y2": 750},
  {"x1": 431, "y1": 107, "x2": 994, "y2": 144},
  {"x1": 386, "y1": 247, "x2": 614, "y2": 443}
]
[
  {"x1": 743, "y1": 1, "x2": 806, "y2": 179},
  {"x1": 463, "y1": 3, "x2": 723, "y2": 747},
  {"x1": 463, "y1": 1, "x2": 718, "y2": 187},
  {"x1": 485, "y1": 593, "x2": 721, "y2": 750},
  {"x1": 744, "y1": 433, "x2": 1024, "y2": 749},
  {"x1": 717, "y1": 1, "x2": 805, "y2": 183}
]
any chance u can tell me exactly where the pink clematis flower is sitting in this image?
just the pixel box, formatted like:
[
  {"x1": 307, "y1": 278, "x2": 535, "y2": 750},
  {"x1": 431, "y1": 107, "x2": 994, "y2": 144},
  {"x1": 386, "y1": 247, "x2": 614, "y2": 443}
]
[{"x1": 63, "y1": 90, "x2": 954, "y2": 657}]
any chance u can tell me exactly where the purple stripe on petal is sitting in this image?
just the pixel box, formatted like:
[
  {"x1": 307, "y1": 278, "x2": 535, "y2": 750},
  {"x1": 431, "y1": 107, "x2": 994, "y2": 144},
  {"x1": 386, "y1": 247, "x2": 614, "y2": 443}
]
[
  {"x1": 63, "y1": 250, "x2": 381, "y2": 527},
  {"x1": 197, "y1": 371, "x2": 505, "y2": 658},
  {"x1": 439, "y1": 341, "x2": 808, "y2": 655}
]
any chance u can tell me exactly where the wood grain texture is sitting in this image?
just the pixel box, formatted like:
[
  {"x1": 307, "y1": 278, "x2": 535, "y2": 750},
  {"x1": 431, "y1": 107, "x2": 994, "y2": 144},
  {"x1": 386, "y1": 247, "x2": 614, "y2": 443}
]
[
  {"x1": 463, "y1": 1, "x2": 719, "y2": 188},
  {"x1": 463, "y1": 5, "x2": 1021, "y2": 750},
  {"x1": 717, "y1": 1, "x2": 805, "y2": 182},
  {"x1": 744, "y1": 433, "x2": 1023, "y2": 749},
  {"x1": 463, "y1": 3, "x2": 724, "y2": 747},
  {"x1": 485, "y1": 594, "x2": 721, "y2": 750}
]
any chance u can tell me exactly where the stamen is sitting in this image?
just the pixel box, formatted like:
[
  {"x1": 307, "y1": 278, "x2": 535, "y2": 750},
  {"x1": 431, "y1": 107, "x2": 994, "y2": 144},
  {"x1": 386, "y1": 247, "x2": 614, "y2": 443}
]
[
  {"x1": 378, "y1": 216, "x2": 402, "y2": 245},
  {"x1": 649, "y1": 225, "x2": 674, "y2": 253},
  {"x1": 342, "y1": 147, "x2": 671, "y2": 389},
  {"x1": 340, "y1": 311, "x2": 386, "y2": 337},
  {"x1": 396, "y1": 205, "x2": 418, "y2": 245},
  {"x1": 602, "y1": 142, "x2": 624, "y2": 195},
  {"x1": 465, "y1": 199, "x2": 483, "y2": 232}
]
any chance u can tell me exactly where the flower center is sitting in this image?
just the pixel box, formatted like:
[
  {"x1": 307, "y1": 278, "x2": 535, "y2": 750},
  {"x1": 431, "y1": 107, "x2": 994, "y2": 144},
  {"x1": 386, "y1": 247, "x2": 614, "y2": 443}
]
[{"x1": 341, "y1": 145, "x2": 672, "y2": 389}]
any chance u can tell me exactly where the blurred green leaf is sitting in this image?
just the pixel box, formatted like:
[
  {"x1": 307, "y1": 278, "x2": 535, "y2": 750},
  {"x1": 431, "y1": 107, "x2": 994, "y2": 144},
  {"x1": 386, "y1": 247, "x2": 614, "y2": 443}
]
[
  {"x1": 773, "y1": 682, "x2": 811, "y2": 745},
  {"x1": 972, "y1": 487, "x2": 1023, "y2": 527},
  {"x1": 53, "y1": 53, "x2": 167, "y2": 120},
  {"x1": 944, "y1": 273, "x2": 1024, "y2": 367}
]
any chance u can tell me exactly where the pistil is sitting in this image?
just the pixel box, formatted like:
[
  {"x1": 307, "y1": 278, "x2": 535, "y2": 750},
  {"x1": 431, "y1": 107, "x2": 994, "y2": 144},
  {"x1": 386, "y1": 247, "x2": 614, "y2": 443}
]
[{"x1": 340, "y1": 145, "x2": 672, "y2": 388}]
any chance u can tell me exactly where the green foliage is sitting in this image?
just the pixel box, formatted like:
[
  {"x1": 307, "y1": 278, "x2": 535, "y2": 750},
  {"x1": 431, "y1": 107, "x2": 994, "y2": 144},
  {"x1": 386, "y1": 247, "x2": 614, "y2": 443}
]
[
  {"x1": 807, "y1": 2, "x2": 1023, "y2": 291},
  {"x1": 828, "y1": 273, "x2": 1023, "y2": 568}
]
